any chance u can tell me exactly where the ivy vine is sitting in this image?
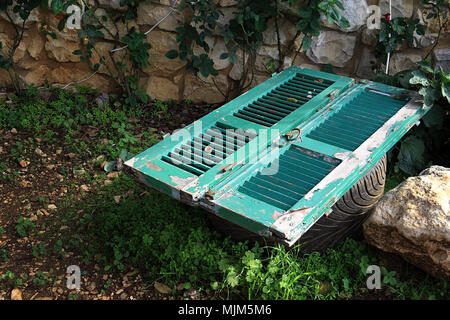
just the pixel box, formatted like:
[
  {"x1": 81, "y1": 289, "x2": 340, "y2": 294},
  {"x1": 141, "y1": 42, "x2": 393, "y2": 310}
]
[
  {"x1": 0, "y1": 0, "x2": 447, "y2": 108},
  {"x1": 166, "y1": 0, "x2": 350, "y2": 99}
]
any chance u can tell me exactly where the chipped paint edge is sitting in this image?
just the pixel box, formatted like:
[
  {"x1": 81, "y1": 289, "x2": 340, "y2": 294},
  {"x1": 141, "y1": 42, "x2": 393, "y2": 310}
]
[{"x1": 270, "y1": 94, "x2": 426, "y2": 245}]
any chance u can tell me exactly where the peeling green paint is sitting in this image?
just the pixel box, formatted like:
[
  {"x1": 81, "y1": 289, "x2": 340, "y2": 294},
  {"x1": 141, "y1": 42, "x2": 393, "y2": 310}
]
[{"x1": 124, "y1": 67, "x2": 432, "y2": 247}]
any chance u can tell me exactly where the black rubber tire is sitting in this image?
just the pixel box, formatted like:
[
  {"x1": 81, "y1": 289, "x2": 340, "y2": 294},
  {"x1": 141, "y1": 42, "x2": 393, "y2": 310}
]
[{"x1": 207, "y1": 154, "x2": 387, "y2": 252}]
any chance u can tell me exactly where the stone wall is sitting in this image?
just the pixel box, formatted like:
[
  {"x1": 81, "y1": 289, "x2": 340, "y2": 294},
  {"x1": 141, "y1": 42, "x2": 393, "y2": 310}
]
[{"x1": 0, "y1": 0, "x2": 449, "y2": 103}]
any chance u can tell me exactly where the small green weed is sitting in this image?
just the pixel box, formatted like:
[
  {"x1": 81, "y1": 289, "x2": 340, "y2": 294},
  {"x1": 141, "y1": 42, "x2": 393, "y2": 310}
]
[
  {"x1": 32, "y1": 242, "x2": 47, "y2": 259},
  {"x1": 15, "y1": 217, "x2": 35, "y2": 238}
]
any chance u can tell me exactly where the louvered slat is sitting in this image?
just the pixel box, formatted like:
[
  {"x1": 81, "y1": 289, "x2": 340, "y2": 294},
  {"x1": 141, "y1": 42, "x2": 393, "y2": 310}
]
[
  {"x1": 306, "y1": 91, "x2": 407, "y2": 151},
  {"x1": 234, "y1": 74, "x2": 333, "y2": 127},
  {"x1": 238, "y1": 146, "x2": 340, "y2": 210},
  {"x1": 162, "y1": 124, "x2": 256, "y2": 175}
]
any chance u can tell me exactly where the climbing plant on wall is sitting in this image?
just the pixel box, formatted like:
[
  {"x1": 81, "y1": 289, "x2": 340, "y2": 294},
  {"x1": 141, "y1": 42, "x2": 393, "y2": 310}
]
[
  {"x1": 0, "y1": 0, "x2": 43, "y2": 93},
  {"x1": 0, "y1": 0, "x2": 153, "y2": 105},
  {"x1": 65, "y1": 0, "x2": 152, "y2": 106},
  {"x1": 167, "y1": 0, "x2": 350, "y2": 97},
  {"x1": 1, "y1": 0, "x2": 351, "y2": 101},
  {"x1": 0, "y1": 0, "x2": 446, "y2": 107},
  {"x1": 369, "y1": 1, "x2": 450, "y2": 177}
]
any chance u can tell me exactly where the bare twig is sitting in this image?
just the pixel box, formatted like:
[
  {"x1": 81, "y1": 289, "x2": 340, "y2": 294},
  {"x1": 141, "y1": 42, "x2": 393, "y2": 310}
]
[
  {"x1": 110, "y1": 0, "x2": 180, "y2": 53},
  {"x1": 61, "y1": 71, "x2": 99, "y2": 90},
  {"x1": 424, "y1": 3, "x2": 448, "y2": 60}
]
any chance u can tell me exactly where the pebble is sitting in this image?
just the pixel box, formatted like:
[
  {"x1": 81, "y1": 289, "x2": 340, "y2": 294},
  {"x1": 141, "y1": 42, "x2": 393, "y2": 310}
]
[
  {"x1": 35, "y1": 147, "x2": 46, "y2": 157},
  {"x1": 19, "y1": 160, "x2": 30, "y2": 168},
  {"x1": 11, "y1": 289, "x2": 22, "y2": 300}
]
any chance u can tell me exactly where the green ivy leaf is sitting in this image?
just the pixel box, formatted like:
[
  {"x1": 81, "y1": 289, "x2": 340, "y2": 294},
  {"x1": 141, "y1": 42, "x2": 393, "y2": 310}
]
[
  {"x1": 419, "y1": 86, "x2": 440, "y2": 107},
  {"x1": 397, "y1": 70, "x2": 414, "y2": 89},
  {"x1": 57, "y1": 16, "x2": 68, "y2": 31},
  {"x1": 442, "y1": 82, "x2": 450, "y2": 104},
  {"x1": 397, "y1": 135, "x2": 426, "y2": 175},
  {"x1": 417, "y1": 60, "x2": 433, "y2": 73},
  {"x1": 439, "y1": 68, "x2": 450, "y2": 83},
  {"x1": 118, "y1": 149, "x2": 129, "y2": 161},
  {"x1": 165, "y1": 50, "x2": 178, "y2": 59},
  {"x1": 50, "y1": 0, "x2": 63, "y2": 14},
  {"x1": 302, "y1": 36, "x2": 312, "y2": 51},
  {"x1": 409, "y1": 70, "x2": 430, "y2": 87},
  {"x1": 335, "y1": 0, "x2": 345, "y2": 10},
  {"x1": 422, "y1": 104, "x2": 444, "y2": 129}
]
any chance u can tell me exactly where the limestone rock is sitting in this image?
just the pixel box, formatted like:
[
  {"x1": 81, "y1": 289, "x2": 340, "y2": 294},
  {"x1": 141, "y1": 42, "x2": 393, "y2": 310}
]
[
  {"x1": 229, "y1": 49, "x2": 246, "y2": 80},
  {"x1": 306, "y1": 31, "x2": 356, "y2": 67},
  {"x1": 48, "y1": 66, "x2": 112, "y2": 92},
  {"x1": 356, "y1": 47, "x2": 377, "y2": 80},
  {"x1": 0, "y1": 32, "x2": 28, "y2": 63},
  {"x1": 257, "y1": 46, "x2": 281, "y2": 60},
  {"x1": 415, "y1": 7, "x2": 450, "y2": 34},
  {"x1": 45, "y1": 36, "x2": 80, "y2": 63},
  {"x1": 96, "y1": 0, "x2": 126, "y2": 10},
  {"x1": 379, "y1": 0, "x2": 414, "y2": 19},
  {"x1": 137, "y1": 3, "x2": 183, "y2": 31},
  {"x1": 210, "y1": 39, "x2": 230, "y2": 70},
  {"x1": 433, "y1": 47, "x2": 450, "y2": 73},
  {"x1": 410, "y1": 8, "x2": 443, "y2": 49},
  {"x1": 193, "y1": 37, "x2": 230, "y2": 71},
  {"x1": 216, "y1": 7, "x2": 236, "y2": 30},
  {"x1": 0, "y1": 6, "x2": 40, "y2": 28},
  {"x1": 262, "y1": 19, "x2": 298, "y2": 47},
  {"x1": 145, "y1": 76, "x2": 179, "y2": 101},
  {"x1": 88, "y1": 42, "x2": 132, "y2": 77},
  {"x1": 321, "y1": 0, "x2": 369, "y2": 32},
  {"x1": 413, "y1": 32, "x2": 436, "y2": 49},
  {"x1": 158, "y1": 0, "x2": 182, "y2": 7},
  {"x1": 92, "y1": 8, "x2": 139, "y2": 41},
  {"x1": 278, "y1": 1, "x2": 300, "y2": 17},
  {"x1": 144, "y1": 54, "x2": 186, "y2": 75},
  {"x1": 26, "y1": 32, "x2": 44, "y2": 60},
  {"x1": 363, "y1": 166, "x2": 450, "y2": 279},
  {"x1": 219, "y1": 0, "x2": 237, "y2": 6},
  {"x1": 298, "y1": 63, "x2": 321, "y2": 71},
  {"x1": 192, "y1": 36, "x2": 215, "y2": 56},
  {"x1": 0, "y1": 70, "x2": 11, "y2": 86},
  {"x1": 389, "y1": 52, "x2": 422, "y2": 75},
  {"x1": 147, "y1": 30, "x2": 178, "y2": 55},
  {"x1": 361, "y1": 27, "x2": 378, "y2": 47},
  {"x1": 23, "y1": 65, "x2": 50, "y2": 86},
  {"x1": 183, "y1": 73, "x2": 227, "y2": 104}
]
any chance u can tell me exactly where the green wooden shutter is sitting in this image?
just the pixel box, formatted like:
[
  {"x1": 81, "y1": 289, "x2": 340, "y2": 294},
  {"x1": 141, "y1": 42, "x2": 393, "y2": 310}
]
[
  {"x1": 126, "y1": 67, "x2": 430, "y2": 245},
  {"x1": 126, "y1": 68, "x2": 352, "y2": 202}
]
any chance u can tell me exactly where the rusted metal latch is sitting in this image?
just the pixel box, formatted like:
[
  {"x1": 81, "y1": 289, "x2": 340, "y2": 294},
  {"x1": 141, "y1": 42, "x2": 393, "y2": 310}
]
[
  {"x1": 284, "y1": 128, "x2": 301, "y2": 142},
  {"x1": 274, "y1": 128, "x2": 302, "y2": 148}
]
